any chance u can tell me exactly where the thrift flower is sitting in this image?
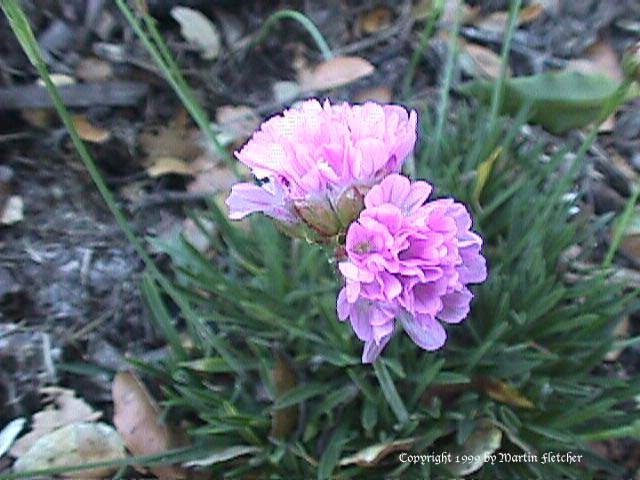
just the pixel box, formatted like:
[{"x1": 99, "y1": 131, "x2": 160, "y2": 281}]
[
  {"x1": 226, "y1": 100, "x2": 417, "y2": 236},
  {"x1": 337, "y1": 174, "x2": 487, "y2": 362}
]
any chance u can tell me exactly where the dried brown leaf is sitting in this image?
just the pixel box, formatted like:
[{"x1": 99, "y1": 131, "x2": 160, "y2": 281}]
[
  {"x1": 353, "y1": 86, "x2": 393, "y2": 104},
  {"x1": 0, "y1": 196, "x2": 23, "y2": 225},
  {"x1": 605, "y1": 316, "x2": 630, "y2": 361},
  {"x1": 215, "y1": 105, "x2": 261, "y2": 146},
  {"x1": 460, "y1": 42, "x2": 506, "y2": 79},
  {"x1": 298, "y1": 56, "x2": 375, "y2": 92},
  {"x1": 518, "y1": 3, "x2": 545, "y2": 24},
  {"x1": 146, "y1": 157, "x2": 196, "y2": 177},
  {"x1": 339, "y1": 438, "x2": 415, "y2": 467},
  {"x1": 72, "y1": 115, "x2": 111, "y2": 144},
  {"x1": 75, "y1": 58, "x2": 113, "y2": 82},
  {"x1": 13, "y1": 422, "x2": 125, "y2": 478},
  {"x1": 482, "y1": 379, "x2": 534, "y2": 409},
  {"x1": 270, "y1": 351, "x2": 298, "y2": 439},
  {"x1": 170, "y1": 6, "x2": 221, "y2": 59},
  {"x1": 474, "y1": 3, "x2": 543, "y2": 33},
  {"x1": 361, "y1": 7, "x2": 392, "y2": 34},
  {"x1": 140, "y1": 120, "x2": 202, "y2": 164},
  {"x1": 10, "y1": 387, "x2": 102, "y2": 457},
  {"x1": 112, "y1": 372, "x2": 187, "y2": 480}
]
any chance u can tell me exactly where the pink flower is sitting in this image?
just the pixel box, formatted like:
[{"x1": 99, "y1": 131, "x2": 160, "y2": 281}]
[
  {"x1": 337, "y1": 174, "x2": 487, "y2": 363},
  {"x1": 226, "y1": 100, "x2": 417, "y2": 236}
]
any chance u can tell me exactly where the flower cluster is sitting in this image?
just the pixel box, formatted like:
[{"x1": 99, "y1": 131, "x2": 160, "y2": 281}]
[
  {"x1": 337, "y1": 174, "x2": 486, "y2": 362},
  {"x1": 226, "y1": 100, "x2": 487, "y2": 363},
  {"x1": 226, "y1": 99, "x2": 417, "y2": 236}
]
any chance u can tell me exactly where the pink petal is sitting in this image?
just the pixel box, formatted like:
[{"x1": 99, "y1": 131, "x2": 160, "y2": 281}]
[
  {"x1": 226, "y1": 182, "x2": 295, "y2": 223},
  {"x1": 437, "y1": 288, "x2": 473, "y2": 324},
  {"x1": 362, "y1": 333, "x2": 392, "y2": 363},
  {"x1": 400, "y1": 313, "x2": 446, "y2": 350}
]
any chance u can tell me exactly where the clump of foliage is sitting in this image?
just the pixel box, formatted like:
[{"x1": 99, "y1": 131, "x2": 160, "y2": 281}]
[{"x1": 138, "y1": 104, "x2": 639, "y2": 478}]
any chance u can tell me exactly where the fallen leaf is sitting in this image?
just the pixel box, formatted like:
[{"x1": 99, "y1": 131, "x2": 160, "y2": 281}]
[
  {"x1": 518, "y1": 3, "x2": 545, "y2": 24},
  {"x1": 10, "y1": 387, "x2": 102, "y2": 457},
  {"x1": 298, "y1": 56, "x2": 375, "y2": 92},
  {"x1": 112, "y1": 371, "x2": 186, "y2": 479},
  {"x1": 270, "y1": 351, "x2": 298, "y2": 439},
  {"x1": 187, "y1": 162, "x2": 237, "y2": 194},
  {"x1": 36, "y1": 74, "x2": 75, "y2": 87},
  {"x1": 353, "y1": 86, "x2": 393, "y2": 103},
  {"x1": 183, "y1": 446, "x2": 261, "y2": 467},
  {"x1": 442, "y1": 418, "x2": 502, "y2": 476},
  {"x1": 605, "y1": 316, "x2": 630, "y2": 361},
  {"x1": 181, "y1": 217, "x2": 215, "y2": 253},
  {"x1": 474, "y1": 3, "x2": 544, "y2": 33},
  {"x1": 22, "y1": 76, "x2": 74, "y2": 128},
  {"x1": 1, "y1": 195, "x2": 23, "y2": 225},
  {"x1": 72, "y1": 115, "x2": 111, "y2": 143},
  {"x1": 566, "y1": 40, "x2": 623, "y2": 132},
  {"x1": 615, "y1": 207, "x2": 640, "y2": 262},
  {"x1": 21, "y1": 109, "x2": 56, "y2": 128},
  {"x1": 339, "y1": 438, "x2": 415, "y2": 467},
  {"x1": 460, "y1": 42, "x2": 506, "y2": 79},
  {"x1": 140, "y1": 121, "x2": 202, "y2": 163},
  {"x1": 146, "y1": 157, "x2": 195, "y2": 177},
  {"x1": 13, "y1": 422, "x2": 125, "y2": 478},
  {"x1": 272, "y1": 81, "x2": 300, "y2": 104},
  {"x1": 412, "y1": 0, "x2": 479, "y2": 26},
  {"x1": 475, "y1": 11, "x2": 509, "y2": 33},
  {"x1": 215, "y1": 105, "x2": 261, "y2": 146},
  {"x1": 482, "y1": 379, "x2": 535, "y2": 409},
  {"x1": 75, "y1": 57, "x2": 113, "y2": 82},
  {"x1": 170, "y1": 6, "x2": 221, "y2": 60},
  {"x1": 0, "y1": 418, "x2": 25, "y2": 459},
  {"x1": 361, "y1": 7, "x2": 393, "y2": 34}
]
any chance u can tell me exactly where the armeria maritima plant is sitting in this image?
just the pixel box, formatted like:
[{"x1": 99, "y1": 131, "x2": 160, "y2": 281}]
[{"x1": 227, "y1": 100, "x2": 487, "y2": 363}]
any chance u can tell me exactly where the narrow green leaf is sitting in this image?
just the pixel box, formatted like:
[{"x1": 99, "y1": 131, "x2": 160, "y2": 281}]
[
  {"x1": 373, "y1": 360, "x2": 409, "y2": 424},
  {"x1": 317, "y1": 425, "x2": 353, "y2": 480},
  {"x1": 271, "y1": 383, "x2": 326, "y2": 410}
]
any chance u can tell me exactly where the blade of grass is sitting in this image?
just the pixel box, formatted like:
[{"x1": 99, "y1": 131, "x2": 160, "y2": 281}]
[
  {"x1": 425, "y1": 1, "x2": 462, "y2": 163},
  {"x1": 374, "y1": 360, "x2": 409, "y2": 425},
  {"x1": 402, "y1": 0, "x2": 445, "y2": 98},
  {"x1": 486, "y1": 0, "x2": 522, "y2": 133}
]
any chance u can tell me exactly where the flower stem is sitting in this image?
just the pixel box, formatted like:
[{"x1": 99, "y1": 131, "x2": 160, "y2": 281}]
[{"x1": 253, "y1": 9, "x2": 333, "y2": 61}]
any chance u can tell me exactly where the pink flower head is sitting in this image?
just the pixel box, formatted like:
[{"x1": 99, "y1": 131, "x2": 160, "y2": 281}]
[
  {"x1": 226, "y1": 100, "x2": 417, "y2": 236},
  {"x1": 337, "y1": 174, "x2": 487, "y2": 363}
]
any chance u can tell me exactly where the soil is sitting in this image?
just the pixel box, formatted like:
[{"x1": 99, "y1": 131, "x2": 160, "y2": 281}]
[{"x1": 0, "y1": 0, "x2": 639, "y2": 475}]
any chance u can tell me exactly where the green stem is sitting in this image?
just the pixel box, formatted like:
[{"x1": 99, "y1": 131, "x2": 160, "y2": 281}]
[
  {"x1": 402, "y1": 0, "x2": 445, "y2": 99},
  {"x1": 115, "y1": 0, "x2": 238, "y2": 176},
  {"x1": 253, "y1": 9, "x2": 333, "y2": 61},
  {"x1": 427, "y1": 1, "x2": 462, "y2": 163},
  {"x1": 487, "y1": 0, "x2": 521, "y2": 133},
  {"x1": 579, "y1": 420, "x2": 640, "y2": 442}
]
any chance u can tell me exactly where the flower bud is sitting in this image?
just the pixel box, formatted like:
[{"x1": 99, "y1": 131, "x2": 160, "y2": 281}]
[
  {"x1": 335, "y1": 186, "x2": 365, "y2": 228},
  {"x1": 294, "y1": 198, "x2": 342, "y2": 237},
  {"x1": 623, "y1": 41, "x2": 640, "y2": 83}
]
